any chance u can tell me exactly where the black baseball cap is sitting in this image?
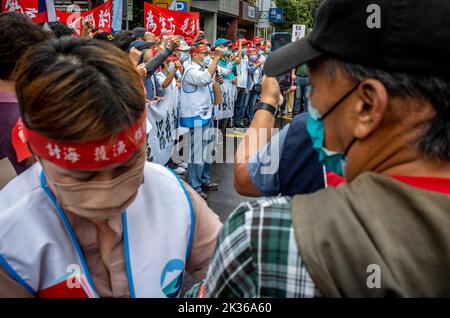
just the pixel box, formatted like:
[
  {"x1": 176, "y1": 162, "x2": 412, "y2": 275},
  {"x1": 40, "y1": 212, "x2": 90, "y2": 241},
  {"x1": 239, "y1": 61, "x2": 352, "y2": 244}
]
[
  {"x1": 132, "y1": 27, "x2": 147, "y2": 39},
  {"x1": 264, "y1": 0, "x2": 450, "y2": 79},
  {"x1": 127, "y1": 40, "x2": 154, "y2": 52}
]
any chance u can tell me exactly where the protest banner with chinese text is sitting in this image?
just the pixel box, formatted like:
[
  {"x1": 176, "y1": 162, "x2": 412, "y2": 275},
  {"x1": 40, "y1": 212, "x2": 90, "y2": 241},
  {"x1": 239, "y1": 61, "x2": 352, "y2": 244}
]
[
  {"x1": 56, "y1": 0, "x2": 112, "y2": 35},
  {"x1": 144, "y1": 2, "x2": 199, "y2": 37},
  {"x1": 2, "y1": 0, "x2": 112, "y2": 34}
]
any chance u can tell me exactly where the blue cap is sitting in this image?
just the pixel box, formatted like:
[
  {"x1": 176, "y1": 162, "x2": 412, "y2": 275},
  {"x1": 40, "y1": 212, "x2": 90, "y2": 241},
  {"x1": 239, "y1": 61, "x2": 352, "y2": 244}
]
[{"x1": 214, "y1": 38, "x2": 230, "y2": 47}]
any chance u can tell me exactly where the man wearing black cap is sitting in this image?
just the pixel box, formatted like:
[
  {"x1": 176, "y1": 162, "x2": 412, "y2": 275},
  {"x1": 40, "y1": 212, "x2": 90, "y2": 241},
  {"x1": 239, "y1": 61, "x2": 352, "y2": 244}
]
[
  {"x1": 132, "y1": 27, "x2": 147, "y2": 41},
  {"x1": 186, "y1": 0, "x2": 450, "y2": 297}
]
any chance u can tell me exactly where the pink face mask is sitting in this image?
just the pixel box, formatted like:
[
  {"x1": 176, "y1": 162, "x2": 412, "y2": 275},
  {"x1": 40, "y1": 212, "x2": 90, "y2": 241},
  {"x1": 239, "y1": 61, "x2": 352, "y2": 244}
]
[{"x1": 249, "y1": 55, "x2": 258, "y2": 62}]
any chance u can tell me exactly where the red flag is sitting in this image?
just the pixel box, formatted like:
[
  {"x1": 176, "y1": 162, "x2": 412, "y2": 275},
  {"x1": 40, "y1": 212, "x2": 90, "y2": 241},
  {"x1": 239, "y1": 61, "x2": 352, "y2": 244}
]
[
  {"x1": 1, "y1": 0, "x2": 112, "y2": 33},
  {"x1": 11, "y1": 118, "x2": 31, "y2": 163},
  {"x1": 56, "y1": 0, "x2": 112, "y2": 35},
  {"x1": 2, "y1": 0, "x2": 39, "y2": 20},
  {"x1": 143, "y1": 2, "x2": 200, "y2": 37}
]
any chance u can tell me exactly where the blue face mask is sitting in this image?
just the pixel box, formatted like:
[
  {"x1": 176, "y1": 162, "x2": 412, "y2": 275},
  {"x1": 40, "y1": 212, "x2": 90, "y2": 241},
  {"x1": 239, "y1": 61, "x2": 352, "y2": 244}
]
[
  {"x1": 306, "y1": 83, "x2": 359, "y2": 177},
  {"x1": 180, "y1": 51, "x2": 190, "y2": 62},
  {"x1": 242, "y1": 48, "x2": 248, "y2": 55},
  {"x1": 166, "y1": 62, "x2": 175, "y2": 73},
  {"x1": 200, "y1": 56, "x2": 212, "y2": 67}
]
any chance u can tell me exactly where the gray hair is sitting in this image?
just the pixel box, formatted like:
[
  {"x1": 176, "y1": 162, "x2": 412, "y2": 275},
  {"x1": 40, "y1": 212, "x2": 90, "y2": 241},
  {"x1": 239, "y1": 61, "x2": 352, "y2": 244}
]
[{"x1": 326, "y1": 59, "x2": 450, "y2": 161}]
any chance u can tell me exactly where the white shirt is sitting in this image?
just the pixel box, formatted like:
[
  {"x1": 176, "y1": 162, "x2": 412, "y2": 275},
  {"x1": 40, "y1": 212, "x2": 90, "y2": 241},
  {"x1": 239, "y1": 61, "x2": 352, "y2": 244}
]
[
  {"x1": 236, "y1": 56, "x2": 249, "y2": 89},
  {"x1": 183, "y1": 61, "x2": 213, "y2": 88}
]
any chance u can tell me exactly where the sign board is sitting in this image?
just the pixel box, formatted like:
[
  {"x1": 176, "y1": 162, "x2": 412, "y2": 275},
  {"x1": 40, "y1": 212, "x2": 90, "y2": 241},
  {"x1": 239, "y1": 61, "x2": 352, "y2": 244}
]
[
  {"x1": 175, "y1": 1, "x2": 188, "y2": 12},
  {"x1": 269, "y1": 8, "x2": 283, "y2": 23},
  {"x1": 126, "y1": 0, "x2": 133, "y2": 21},
  {"x1": 155, "y1": 0, "x2": 190, "y2": 12},
  {"x1": 248, "y1": 5, "x2": 255, "y2": 19},
  {"x1": 291, "y1": 24, "x2": 306, "y2": 42},
  {"x1": 258, "y1": 0, "x2": 272, "y2": 27}
]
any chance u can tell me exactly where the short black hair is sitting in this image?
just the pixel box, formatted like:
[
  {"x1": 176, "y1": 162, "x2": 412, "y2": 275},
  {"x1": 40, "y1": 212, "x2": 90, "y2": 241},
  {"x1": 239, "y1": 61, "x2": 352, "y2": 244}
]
[
  {"x1": 0, "y1": 12, "x2": 49, "y2": 80},
  {"x1": 47, "y1": 21, "x2": 75, "y2": 38}
]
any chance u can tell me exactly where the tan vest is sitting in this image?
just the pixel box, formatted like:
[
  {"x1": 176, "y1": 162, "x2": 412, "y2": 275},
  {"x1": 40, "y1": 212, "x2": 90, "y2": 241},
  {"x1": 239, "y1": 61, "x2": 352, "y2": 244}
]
[{"x1": 292, "y1": 172, "x2": 450, "y2": 297}]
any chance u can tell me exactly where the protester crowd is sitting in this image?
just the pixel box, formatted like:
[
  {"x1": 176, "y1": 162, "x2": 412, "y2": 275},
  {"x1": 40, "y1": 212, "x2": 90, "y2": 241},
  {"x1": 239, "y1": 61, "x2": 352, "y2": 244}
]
[
  {"x1": 75, "y1": 22, "x2": 273, "y2": 201},
  {"x1": 0, "y1": 0, "x2": 449, "y2": 298}
]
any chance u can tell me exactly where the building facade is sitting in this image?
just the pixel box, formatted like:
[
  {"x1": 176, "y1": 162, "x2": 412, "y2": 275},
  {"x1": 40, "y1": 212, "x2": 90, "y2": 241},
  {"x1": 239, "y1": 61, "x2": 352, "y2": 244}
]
[{"x1": 191, "y1": 0, "x2": 259, "y2": 43}]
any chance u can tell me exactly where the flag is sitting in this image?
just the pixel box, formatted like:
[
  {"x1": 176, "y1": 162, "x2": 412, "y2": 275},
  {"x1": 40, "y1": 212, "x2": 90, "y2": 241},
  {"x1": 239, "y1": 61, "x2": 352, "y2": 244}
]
[
  {"x1": 2, "y1": 0, "x2": 56, "y2": 22},
  {"x1": 112, "y1": 0, "x2": 123, "y2": 32},
  {"x1": 144, "y1": 2, "x2": 199, "y2": 37},
  {"x1": 2, "y1": 0, "x2": 39, "y2": 20},
  {"x1": 2, "y1": 0, "x2": 112, "y2": 29},
  {"x1": 57, "y1": 1, "x2": 112, "y2": 35},
  {"x1": 44, "y1": 0, "x2": 56, "y2": 22}
]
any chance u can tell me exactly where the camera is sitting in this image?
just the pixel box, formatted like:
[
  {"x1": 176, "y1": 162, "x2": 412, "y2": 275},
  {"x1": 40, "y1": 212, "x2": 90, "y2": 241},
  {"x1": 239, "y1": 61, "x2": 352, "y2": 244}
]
[{"x1": 271, "y1": 32, "x2": 293, "y2": 92}]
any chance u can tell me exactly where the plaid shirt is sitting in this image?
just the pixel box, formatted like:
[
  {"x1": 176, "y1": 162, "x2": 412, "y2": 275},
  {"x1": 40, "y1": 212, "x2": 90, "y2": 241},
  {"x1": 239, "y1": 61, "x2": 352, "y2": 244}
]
[{"x1": 185, "y1": 197, "x2": 321, "y2": 298}]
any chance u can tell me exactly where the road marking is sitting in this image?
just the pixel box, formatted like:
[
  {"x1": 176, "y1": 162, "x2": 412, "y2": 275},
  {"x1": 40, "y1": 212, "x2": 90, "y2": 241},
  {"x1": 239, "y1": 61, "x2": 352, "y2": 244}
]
[
  {"x1": 225, "y1": 134, "x2": 244, "y2": 139},
  {"x1": 278, "y1": 115, "x2": 293, "y2": 121}
]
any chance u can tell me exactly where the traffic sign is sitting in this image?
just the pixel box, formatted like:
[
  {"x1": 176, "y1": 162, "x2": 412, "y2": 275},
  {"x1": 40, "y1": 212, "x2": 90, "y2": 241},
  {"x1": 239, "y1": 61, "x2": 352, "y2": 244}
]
[
  {"x1": 175, "y1": 1, "x2": 188, "y2": 12},
  {"x1": 155, "y1": 0, "x2": 190, "y2": 12},
  {"x1": 259, "y1": 11, "x2": 269, "y2": 19},
  {"x1": 269, "y1": 8, "x2": 283, "y2": 23}
]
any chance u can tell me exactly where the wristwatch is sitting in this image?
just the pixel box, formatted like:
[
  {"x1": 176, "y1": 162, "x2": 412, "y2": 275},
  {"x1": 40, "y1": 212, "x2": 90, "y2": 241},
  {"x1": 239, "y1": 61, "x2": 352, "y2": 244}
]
[{"x1": 255, "y1": 101, "x2": 278, "y2": 116}]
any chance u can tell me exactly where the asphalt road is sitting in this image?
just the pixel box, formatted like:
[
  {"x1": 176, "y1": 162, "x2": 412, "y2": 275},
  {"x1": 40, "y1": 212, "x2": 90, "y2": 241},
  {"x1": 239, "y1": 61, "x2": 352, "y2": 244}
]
[
  {"x1": 207, "y1": 139, "x2": 253, "y2": 222},
  {"x1": 207, "y1": 114, "x2": 292, "y2": 220},
  {"x1": 180, "y1": 130, "x2": 253, "y2": 294},
  {"x1": 180, "y1": 115, "x2": 293, "y2": 294}
]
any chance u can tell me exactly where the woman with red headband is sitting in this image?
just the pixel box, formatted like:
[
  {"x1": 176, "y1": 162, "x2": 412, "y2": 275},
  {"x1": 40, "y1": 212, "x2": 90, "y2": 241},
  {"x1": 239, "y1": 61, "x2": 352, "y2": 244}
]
[{"x1": 0, "y1": 37, "x2": 221, "y2": 298}]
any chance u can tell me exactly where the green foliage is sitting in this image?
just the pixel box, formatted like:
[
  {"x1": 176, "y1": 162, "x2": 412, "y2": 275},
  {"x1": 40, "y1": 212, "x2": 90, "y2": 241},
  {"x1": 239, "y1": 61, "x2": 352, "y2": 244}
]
[{"x1": 274, "y1": 0, "x2": 322, "y2": 31}]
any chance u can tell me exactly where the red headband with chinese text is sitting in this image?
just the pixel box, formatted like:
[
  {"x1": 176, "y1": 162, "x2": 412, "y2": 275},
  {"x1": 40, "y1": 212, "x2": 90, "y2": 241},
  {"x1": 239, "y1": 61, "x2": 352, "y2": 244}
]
[
  {"x1": 20, "y1": 111, "x2": 147, "y2": 170},
  {"x1": 165, "y1": 55, "x2": 178, "y2": 63},
  {"x1": 191, "y1": 45, "x2": 208, "y2": 55}
]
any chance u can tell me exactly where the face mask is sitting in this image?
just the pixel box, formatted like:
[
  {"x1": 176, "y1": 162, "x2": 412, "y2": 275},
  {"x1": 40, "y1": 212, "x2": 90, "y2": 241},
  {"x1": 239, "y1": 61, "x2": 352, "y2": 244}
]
[
  {"x1": 45, "y1": 163, "x2": 145, "y2": 220},
  {"x1": 265, "y1": 48, "x2": 271, "y2": 54},
  {"x1": 200, "y1": 55, "x2": 211, "y2": 67},
  {"x1": 249, "y1": 55, "x2": 258, "y2": 62},
  {"x1": 258, "y1": 50, "x2": 264, "y2": 56},
  {"x1": 180, "y1": 51, "x2": 190, "y2": 62},
  {"x1": 306, "y1": 83, "x2": 359, "y2": 177},
  {"x1": 221, "y1": 47, "x2": 229, "y2": 56},
  {"x1": 166, "y1": 62, "x2": 175, "y2": 73},
  {"x1": 242, "y1": 48, "x2": 248, "y2": 55}
]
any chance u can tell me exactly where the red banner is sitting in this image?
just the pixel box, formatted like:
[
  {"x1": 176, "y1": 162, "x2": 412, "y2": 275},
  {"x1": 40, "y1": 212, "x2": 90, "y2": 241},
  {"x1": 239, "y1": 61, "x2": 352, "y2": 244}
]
[
  {"x1": 143, "y1": 2, "x2": 200, "y2": 37},
  {"x1": 2, "y1": 0, "x2": 39, "y2": 19},
  {"x1": 1, "y1": 0, "x2": 111, "y2": 34},
  {"x1": 56, "y1": 1, "x2": 112, "y2": 35}
]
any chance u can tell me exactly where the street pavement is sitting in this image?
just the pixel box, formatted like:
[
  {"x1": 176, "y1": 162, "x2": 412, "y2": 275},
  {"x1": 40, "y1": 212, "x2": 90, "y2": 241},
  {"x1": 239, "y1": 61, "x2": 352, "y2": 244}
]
[{"x1": 180, "y1": 114, "x2": 293, "y2": 294}]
